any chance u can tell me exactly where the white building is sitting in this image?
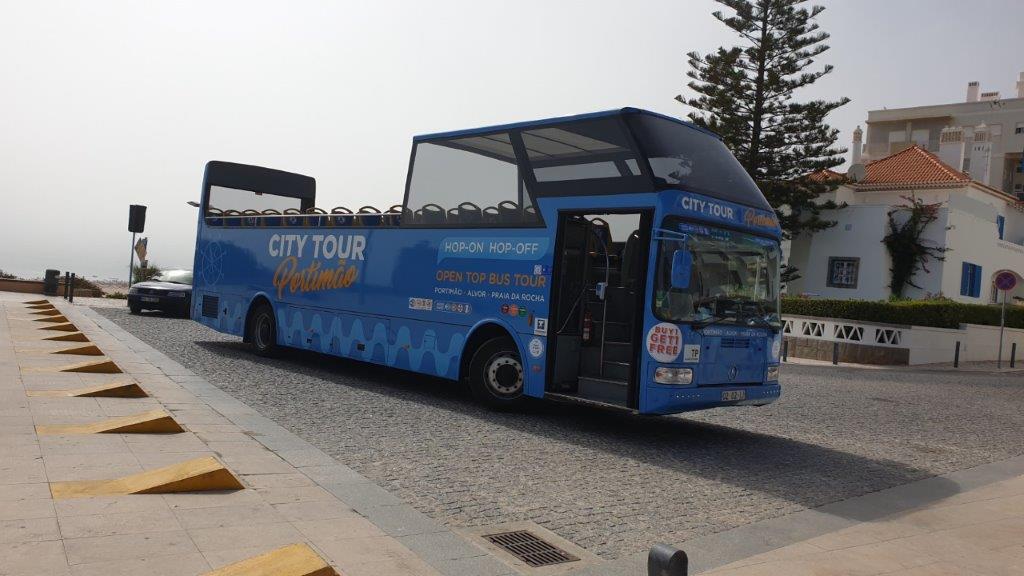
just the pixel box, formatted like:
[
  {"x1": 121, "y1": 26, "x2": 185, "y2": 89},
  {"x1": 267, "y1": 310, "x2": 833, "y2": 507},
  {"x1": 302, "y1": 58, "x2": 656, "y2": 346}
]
[
  {"x1": 860, "y1": 74, "x2": 1024, "y2": 198},
  {"x1": 786, "y1": 145, "x2": 1024, "y2": 304}
]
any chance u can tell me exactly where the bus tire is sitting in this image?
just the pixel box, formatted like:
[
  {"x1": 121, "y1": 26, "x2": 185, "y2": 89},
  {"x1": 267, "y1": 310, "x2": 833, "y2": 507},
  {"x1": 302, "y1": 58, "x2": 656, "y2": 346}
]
[
  {"x1": 247, "y1": 302, "x2": 278, "y2": 357},
  {"x1": 468, "y1": 336, "x2": 526, "y2": 409}
]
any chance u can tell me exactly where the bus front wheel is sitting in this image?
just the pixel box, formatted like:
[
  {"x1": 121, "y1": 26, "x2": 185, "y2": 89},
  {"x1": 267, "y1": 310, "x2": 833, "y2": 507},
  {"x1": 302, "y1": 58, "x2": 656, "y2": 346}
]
[
  {"x1": 247, "y1": 303, "x2": 278, "y2": 357},
  {"x1": 468, "y1": 337, "x2": 526, "y2": 409}
]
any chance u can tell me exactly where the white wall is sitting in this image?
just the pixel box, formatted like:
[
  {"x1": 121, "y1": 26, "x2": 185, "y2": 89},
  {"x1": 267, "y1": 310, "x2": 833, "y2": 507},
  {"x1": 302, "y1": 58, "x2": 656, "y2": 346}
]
[
  {"x1": 784, "y1": 314, "x2": 1024, "y2": 365},
  {"x1": 788, "y1": 205, "x2": 891, "y2": 299}
]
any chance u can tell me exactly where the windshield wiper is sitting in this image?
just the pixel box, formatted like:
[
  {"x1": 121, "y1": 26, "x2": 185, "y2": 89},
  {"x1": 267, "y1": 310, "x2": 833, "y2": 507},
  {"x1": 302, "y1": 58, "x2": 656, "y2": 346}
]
[{"x1": 744, "y1": 316, "x2": 779, "y2": 329}]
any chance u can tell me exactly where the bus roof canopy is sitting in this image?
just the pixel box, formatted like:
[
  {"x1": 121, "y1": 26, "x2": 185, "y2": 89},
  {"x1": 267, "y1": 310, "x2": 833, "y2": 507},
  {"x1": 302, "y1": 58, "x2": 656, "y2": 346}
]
[{"x1": 410, "y1": 108, "x2": 772, "y2": 211}]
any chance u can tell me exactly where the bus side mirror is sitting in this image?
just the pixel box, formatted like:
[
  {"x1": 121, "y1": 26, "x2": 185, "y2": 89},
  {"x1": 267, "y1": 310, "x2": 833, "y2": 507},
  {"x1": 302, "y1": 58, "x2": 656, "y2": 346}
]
[{"x1": 670, "y1": 250, "x2": 692, "y2": 289}]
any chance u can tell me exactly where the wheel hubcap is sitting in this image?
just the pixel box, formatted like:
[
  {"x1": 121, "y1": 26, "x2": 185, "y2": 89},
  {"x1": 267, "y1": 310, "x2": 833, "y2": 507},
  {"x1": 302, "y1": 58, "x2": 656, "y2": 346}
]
[
  {"x1": 255, "y1": 315, "x2": 272, "y2": 348},
  {"x1": 485, "y1": 354, "x2": 523, "y2": 396}
]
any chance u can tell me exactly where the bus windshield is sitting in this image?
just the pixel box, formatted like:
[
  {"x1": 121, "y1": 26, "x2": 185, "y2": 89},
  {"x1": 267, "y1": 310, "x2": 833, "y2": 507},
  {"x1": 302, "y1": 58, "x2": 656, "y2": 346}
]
[
  {"x1": 626, "y1": 113, "x2": 771, "y2": 211},
  {"x1": 654, "y1": 218, "x2": 780, "y2": 328}
]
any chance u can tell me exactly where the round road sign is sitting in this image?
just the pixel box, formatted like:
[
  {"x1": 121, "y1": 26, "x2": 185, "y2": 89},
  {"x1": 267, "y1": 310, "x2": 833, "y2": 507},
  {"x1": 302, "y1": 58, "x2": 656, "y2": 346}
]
[{"x1": 994, "y1": 270, "x2": 1018, "y2": 291}]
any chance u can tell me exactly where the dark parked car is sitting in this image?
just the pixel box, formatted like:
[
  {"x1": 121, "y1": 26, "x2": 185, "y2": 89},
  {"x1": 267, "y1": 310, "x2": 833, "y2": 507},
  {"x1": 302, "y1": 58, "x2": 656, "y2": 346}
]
[{"x1": 128, "y1": 269, "x2": 193, "y2": 316}]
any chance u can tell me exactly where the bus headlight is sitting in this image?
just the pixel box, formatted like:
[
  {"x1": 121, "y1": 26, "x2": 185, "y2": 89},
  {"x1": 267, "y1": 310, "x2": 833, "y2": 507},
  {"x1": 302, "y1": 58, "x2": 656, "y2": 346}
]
[
  {"x1": 654, "y1": 367, "x2": 693, "y2": 385},
  {"x1": 767, "y1": 365, "x2": 780, "y2": 381}
]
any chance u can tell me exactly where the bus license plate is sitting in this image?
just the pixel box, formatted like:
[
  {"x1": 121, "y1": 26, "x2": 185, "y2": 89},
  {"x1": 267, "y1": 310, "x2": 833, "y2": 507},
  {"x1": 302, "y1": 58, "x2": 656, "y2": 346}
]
[
  {"x1": 722, "y1": 390, "x2": 746, "y2": 401},
  {"x1": 141, "y1": 296, "x2": 159, "y2": 303}
]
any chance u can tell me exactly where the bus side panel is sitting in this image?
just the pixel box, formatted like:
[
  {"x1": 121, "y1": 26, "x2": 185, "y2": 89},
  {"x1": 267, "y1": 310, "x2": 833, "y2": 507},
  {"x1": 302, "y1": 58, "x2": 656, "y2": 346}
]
[
  {"x1": 192, "y1": 289, "x2": 248, "y2": 338},
  {"x1": 276, "y1": 306, "x2": 471, "y2": 380}
]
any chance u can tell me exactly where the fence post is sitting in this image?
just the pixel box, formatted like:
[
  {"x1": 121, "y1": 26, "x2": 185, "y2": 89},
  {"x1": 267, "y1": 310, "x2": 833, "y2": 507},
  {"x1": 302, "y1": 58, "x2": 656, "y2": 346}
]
[
  {"x1": 953, "y1": 341, "x2": 960, "y2": 368},
  {"x1": 1012, "y1": 343, "x2": 1017, "y2": 369},
  {"x1": 782, "y1": 339, "x2": 788, "y2": 363},
  {"x1": 68, "y1": 273, "x2": 75, "y2": 304},
  {"x1": 648, "y1": 544, "x2": 688, "y2": 576},
  {"x1": 832, "y1": 341, "x2": 839, "y2": 365}
]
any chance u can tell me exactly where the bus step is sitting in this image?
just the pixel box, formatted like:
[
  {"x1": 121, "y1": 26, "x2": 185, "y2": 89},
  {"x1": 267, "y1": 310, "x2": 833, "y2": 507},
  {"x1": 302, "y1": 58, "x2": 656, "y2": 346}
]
[
  {"x1": 580, "y1": 344, "x2": 631, "y2": 368},
  {"x1": 577, "y1": 376, "x2": 628, "y2": 406},
  {"x1": 592, "y1": 321, "x2": 632, "y2": 342},
  {"x1": 601, "y1": 361, "x2": 631, "y2": 381}
]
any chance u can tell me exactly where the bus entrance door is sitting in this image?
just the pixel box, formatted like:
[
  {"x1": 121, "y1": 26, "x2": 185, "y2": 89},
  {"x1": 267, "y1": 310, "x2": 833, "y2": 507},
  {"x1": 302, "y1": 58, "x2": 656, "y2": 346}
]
[{"x1": 549, "y1": 212, "x2": 649, "y2": 409}]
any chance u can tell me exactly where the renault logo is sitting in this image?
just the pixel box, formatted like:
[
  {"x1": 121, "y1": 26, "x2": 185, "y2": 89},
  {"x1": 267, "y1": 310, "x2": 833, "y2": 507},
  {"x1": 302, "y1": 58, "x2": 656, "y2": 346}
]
[{"x1": 728, "y1": 366, "x2": 738, "y2": 380}]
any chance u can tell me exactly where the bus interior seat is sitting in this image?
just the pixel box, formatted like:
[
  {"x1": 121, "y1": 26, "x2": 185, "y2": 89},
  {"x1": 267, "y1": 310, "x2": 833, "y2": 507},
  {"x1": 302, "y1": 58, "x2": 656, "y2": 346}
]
[
  {"x1": 497, "y1": 200, "x2": 520, "y2": 223},
  {"x1": 620, "y1": 229, "x2": 641, "y2": 288},
  {"x1": 304, "y1": 207, "x2": 327, "y2": 226},
  {"x1": 587, "y1": 218, "x2": 611, "y2": 254},
  {"x1": 242, "y1": 209, "x2": 261, "y2": 226},
  {"x1": 417, "y1": 204, "x2": 446, "y2": 225},
  {"x1": 385, "y1": 205, "x2": 403, "y2": 225},
  {"x1": 483, "y1": 206, "x2": 500, "y2": 223},
  {"x1": 454, "y1": 202, "x2": 483, "y2": 224},
  {"x1": 327, "y1": 207, "x2": 351, "y2": 226},
  {"x1": 357, "y1": 206, "x2": 382, "y2": 226},
  {"x1": 283, "y1": 208, "x2": 302, "y2": 226},
  {"x1": 261, "y1": 208, "x2": 282, "y2": 226},
  {"x1": 222, "y1": 209, "x2": 242, "y2": 227}
]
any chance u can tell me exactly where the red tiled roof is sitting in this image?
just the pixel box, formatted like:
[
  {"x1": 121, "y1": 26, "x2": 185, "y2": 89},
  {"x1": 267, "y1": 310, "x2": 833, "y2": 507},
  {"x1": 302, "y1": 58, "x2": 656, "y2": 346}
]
[
  {"x1": 807, "y1": 169, "x2": 845, "y2": 183},
  {"x1": 859, "y1": 145, "x2": 969, "y2": 186}
]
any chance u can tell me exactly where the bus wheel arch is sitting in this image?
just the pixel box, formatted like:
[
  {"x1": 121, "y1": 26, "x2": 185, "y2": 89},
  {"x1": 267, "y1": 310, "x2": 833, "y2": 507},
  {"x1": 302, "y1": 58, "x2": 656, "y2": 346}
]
[
  {"x1": 244, "y1": 296, "x2": 278, "y2": 357},
  {"x1": 461, "y1": 323, "x2": 526, "y2": 409}
]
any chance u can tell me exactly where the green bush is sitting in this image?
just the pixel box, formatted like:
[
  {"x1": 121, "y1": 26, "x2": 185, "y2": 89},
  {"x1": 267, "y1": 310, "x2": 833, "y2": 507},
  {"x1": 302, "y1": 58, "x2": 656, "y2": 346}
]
[
  {"x1": 105, "y1": 291, "x2": 128, "y2": 300},
  {"x1": 782, "y1": 297, "x2": 1024, "y2": 329}
]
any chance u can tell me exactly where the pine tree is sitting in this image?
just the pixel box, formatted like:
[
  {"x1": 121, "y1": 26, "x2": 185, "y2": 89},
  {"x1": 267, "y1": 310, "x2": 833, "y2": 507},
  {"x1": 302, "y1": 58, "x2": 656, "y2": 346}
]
[{"x1": 679, "y1": 0, "x2": 850, "y2": 239}]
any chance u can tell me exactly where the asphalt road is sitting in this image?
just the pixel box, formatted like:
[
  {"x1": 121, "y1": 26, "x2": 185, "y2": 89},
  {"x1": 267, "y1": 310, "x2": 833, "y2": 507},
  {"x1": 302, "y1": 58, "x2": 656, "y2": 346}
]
[{"x1": 96, "y1": 306, "x2": 1024, "y2": 560}]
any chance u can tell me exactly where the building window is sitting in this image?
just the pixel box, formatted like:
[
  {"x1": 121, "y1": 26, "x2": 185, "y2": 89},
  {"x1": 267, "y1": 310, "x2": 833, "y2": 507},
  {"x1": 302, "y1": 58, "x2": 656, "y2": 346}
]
[
  {"x1": 960, "y1": 262, "x2": 982, "y2": 298},
  {"x1": 998, "y1": 215, "x2": 1005, "y2": 240},
  {"x1": 1015, "y1": 122, "x2": 1024, "y2": 135},
  {"x1": 827, "y1": 257, "x2": 859, "y2": 289}
]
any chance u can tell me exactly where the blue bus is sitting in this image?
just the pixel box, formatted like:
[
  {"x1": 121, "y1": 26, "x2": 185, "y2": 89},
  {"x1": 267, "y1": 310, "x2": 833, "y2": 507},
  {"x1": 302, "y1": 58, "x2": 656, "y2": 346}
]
[{"x1": 191, "y1": 108, "x2": 783, "y2": 414}]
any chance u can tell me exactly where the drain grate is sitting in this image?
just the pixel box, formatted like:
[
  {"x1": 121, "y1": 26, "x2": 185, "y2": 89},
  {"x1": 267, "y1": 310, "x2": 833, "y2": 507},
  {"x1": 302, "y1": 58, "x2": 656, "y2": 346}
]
[{"x1": 484, "y1": 530, "x2": 579, "y2": 567}]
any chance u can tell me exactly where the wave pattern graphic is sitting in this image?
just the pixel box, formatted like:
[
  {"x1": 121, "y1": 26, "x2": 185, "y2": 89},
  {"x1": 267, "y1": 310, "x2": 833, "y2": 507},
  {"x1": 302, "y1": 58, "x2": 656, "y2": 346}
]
[{"x1": 276, "y1": 308, "x2": 465, "y2": 378}]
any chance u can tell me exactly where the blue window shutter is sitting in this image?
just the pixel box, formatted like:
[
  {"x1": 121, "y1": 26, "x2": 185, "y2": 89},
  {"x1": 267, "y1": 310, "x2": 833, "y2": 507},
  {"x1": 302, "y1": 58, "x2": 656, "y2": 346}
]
[
  {"x1": 971, "y1": 264, "x2": 982, "y2": 298},
  {"x1": 961, "y1": 262, "x2": 970, "y2": 296},
  {"x1": 998, "y1": 215, "x2": 1005, "y2": 240}
]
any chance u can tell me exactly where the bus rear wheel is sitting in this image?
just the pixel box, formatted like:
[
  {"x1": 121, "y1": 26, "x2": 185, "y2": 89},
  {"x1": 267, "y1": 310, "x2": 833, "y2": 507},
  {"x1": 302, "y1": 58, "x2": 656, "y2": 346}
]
[
  {"x1": 468, "y1": 337, "x2": 526, "y2": 409},
  {"x1": 247, "y1": 302, "x2": 278, "y2": 357}
]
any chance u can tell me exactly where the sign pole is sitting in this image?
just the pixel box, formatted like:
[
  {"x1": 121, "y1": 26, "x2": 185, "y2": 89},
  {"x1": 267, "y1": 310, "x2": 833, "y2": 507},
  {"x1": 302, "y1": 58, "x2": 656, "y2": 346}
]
[
  {"x1": 999, "y1": 288, "x2": 1006, "y2": 369},
  {"x1": 128, "y1": 232, "x2": 136, "y2": 288}
]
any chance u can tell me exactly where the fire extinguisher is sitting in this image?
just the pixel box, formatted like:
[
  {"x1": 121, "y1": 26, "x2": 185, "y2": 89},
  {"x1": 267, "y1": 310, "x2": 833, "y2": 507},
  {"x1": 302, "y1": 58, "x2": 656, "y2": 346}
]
[{"x1": 582, "y1": 310, "x2": 593, "y2": 344}]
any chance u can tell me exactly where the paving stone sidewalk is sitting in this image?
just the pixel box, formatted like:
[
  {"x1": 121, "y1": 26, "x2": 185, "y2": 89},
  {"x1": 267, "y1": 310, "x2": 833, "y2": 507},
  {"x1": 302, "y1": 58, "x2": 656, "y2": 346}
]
[
  {"x1": 701, "y1": 473, "x2": 1024, "y2": 575},
  {"x1": 0, "y1": 292, "x2": 517, "y2": 576}
]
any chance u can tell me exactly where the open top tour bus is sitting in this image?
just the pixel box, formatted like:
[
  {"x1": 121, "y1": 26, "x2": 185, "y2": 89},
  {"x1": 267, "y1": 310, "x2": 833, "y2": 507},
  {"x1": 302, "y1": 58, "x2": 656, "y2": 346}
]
[{"x1": 191, "y1": 108, "x2": 783, "y2": 414}]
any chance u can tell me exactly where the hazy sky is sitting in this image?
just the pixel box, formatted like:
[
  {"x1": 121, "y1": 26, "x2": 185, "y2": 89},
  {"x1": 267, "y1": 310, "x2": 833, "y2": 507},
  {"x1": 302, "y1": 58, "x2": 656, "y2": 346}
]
[{"x1": 3, "y1": 0, "x2": 1023, "y2": 280}]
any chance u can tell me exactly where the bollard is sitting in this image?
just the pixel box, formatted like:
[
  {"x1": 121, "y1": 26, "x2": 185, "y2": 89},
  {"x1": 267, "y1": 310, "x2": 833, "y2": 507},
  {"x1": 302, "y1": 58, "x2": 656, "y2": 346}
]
[
  {"x1": 954, "y1": 341, "x2": 960, "y2": 368},
  {"x1": 832, "y1": 341, "x2": 839, "y2": 365},
  {"x1": 64, "y1": 271, "x2": 70, "y2": 300},
  {"x1": 648, "y1": 544, "x2": 688, "y2": 576},
  {"x1": 782, "y1": 339, "x2": 788, "y2": 363},
  {"x1": 69, "y1": 273, "x2": 75, "y2": 303},
  {"x1": 1012, "y1": 343, "x2": 1017, "y2": 368}
]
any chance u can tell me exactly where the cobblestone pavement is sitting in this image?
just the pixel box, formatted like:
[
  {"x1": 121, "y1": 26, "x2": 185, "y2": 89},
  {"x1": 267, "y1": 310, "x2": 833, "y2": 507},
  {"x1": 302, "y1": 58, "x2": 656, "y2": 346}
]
[{"x1": 96, "y1": 307, "x2": 1024, "y2": 561}]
